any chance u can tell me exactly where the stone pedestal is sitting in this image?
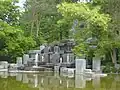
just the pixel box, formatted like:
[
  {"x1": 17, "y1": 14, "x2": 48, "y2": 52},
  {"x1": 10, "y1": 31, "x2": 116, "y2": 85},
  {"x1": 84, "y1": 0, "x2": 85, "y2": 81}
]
[
  {"x1": 84, "y1": 69, "x2": 93, "y2": 77},
  {"x1": 67, "y1": 54, "x2": 70, "y2": 63},
  {"x1": 54, "y1": 46, "x2": 60, "y2": 53},
  {"x1": 0, "y1": 61, "x2": 8, "y2": 69},
  {"x1": 30, "y1": 53, "x2": 35, "y2": 59},
  {"x1": 63, "y1": 54, "x2": 67, "y2": 62},
  {"x1": 35, "y1": 53, "x2": 38, "y2": 67},
  {"x1": 39, "y1": 54, "x2": 44, "y2": 62},
  {"x1": 93, "y1": 57, "x2": 101, "y2": 72},
  {"x1": 23, "y1": 54, "x2": 29, "y2": 65},
  {"x1": 76, "y1": 59, "x2": 86, "y2": 74},
  {"x1": 44, "y1": 54, "x2": 49, "y2": 63},
  {"x1": 16, "y1": 57, "x2": 22, "y2": 67},
  {"x1": 44, "y1": 46, "x2": 49, "y2": 53},
  {"x1": 51, "y1": 53, "x2": 60, "y2": 64}
]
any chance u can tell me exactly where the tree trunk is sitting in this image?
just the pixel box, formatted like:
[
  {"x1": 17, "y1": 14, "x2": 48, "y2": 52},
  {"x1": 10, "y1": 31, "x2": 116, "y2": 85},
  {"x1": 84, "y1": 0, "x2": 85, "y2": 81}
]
[
  {"x1": 110, "y1": 48, "x2": 117, "y2": 64},
  {"x1": 36, "y1": 15, "x2": 39, "y2": 37},
  {"x1": 31, "y1": 21, "x2": 34, "y2": 36},
  {"x1": 31, "y1": 3, "x2": 36, "y2": 36}
]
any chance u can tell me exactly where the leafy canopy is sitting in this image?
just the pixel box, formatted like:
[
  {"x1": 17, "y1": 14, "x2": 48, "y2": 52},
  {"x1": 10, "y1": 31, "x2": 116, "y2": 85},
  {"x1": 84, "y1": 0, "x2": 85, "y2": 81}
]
[
  {"x1": 57, "y1": 2, "x2": 110, "y2": 57},
  {"x1": 0, "y1": 20, "x2": 36, "y2": 61}
]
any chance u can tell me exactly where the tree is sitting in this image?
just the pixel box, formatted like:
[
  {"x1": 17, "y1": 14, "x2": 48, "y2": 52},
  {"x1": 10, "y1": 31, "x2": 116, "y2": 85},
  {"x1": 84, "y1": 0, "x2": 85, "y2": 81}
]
[
  {"x1": 0, "y1": 0, "x2": 36, "y2": 61},
  {"x1": 91, "y1": 0, "x2": 120, "y2": 64},
  {"x1": 57, "y1": 2, "x2": 110, "y2": 58},
  {"x1": 20, "y1": 0, "x2": 74, "y2": 44},
  {"x1": 21, "y1": 0, "x2": 57, "y2": 36},
  {"x1": 0, "y1": 20, "x2": 36, "y2": 62},
  {"x1": 102, "y1": 0, "x2": 120, "y2": 64},
  {"x1": 0, "y1": 0, "x2": 20, "y2": 26}
]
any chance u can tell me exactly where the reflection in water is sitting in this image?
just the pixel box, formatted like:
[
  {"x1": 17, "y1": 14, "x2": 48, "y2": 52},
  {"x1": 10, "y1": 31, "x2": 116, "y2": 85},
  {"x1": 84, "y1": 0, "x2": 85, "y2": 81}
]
[
  {"x1": 23, "y1": 74, "x2": 29, "y2": 83},
  {"x1": 16, "y1": 73, "x2": 22, "y2": 81},
  {"x1": 0, "y1": 71, "x2": 8, "y2": 78},
  {"x1": 75, "y1": 75, "x2": 86, "y2": 88},
  {"x1": 34, "y1": 74, "x2": 38, "y2": 87},
  {"x1": 0, "y1": 72, "x2": 120, "y2": 90},
  {"x1": 9, "y1": 72, "x2": 17, "y2": 76},
  {"x1": 92, "y1": 76, "x2": 100, "y2": 88}
]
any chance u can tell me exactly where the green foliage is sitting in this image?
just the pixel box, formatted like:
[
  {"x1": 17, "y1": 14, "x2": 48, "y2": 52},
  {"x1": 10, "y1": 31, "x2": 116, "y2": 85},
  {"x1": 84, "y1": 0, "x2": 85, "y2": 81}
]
[
  {"x1": 98, "y1": 0, "x2": 120, "y2": 63},
  {"x1": 0, "y1": 0, "x2": 20, "y2": 26},
  {"x1": 20, "y1": 0, "x2": 60, "y2": 44},
  {"x1": 57, "y1": 2, "x2": 110, "y2": 57},
  {"x1": 102, "y1": 64, "x2": 119, "y2": 73},
  {"x1": 0, "y1": 20, "x2": 36, "y2": 61},
  {"x1": 21, "y1": 0, "x2": 72, "y2": 44}
]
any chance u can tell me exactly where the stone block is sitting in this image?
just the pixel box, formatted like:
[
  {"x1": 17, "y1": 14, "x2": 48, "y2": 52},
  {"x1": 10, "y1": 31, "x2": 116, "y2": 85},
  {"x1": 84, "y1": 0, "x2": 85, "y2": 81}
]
[
  {"x1": 76, "y1": 59, "x2": 86, "y2": 74},
  {"x1": 23, "y1": 54, "x2": 29, "y2": 65},
  {"x1": 92, "y1": 57, "x2": 101, "y2": 72},
  {"x1": 16, "y1": 57, "x2": 22, "y2": 67}
]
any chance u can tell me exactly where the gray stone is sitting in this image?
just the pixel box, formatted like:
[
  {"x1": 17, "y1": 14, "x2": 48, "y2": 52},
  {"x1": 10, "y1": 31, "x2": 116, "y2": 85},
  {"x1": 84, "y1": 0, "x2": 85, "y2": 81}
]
[
  {"x1": 51, "y1": 53, "x2": 60, "y2": 64},
  {"x1": 54, "y1": 46, "x2": 60, "y2": 53},
  {"x1": 44, "y1": 54, "x2": 49, "y2": 63},
  {"x1": 35, "y1": 53, "x2": 39, "y2": 67},
  {"x1": 0, "y1": 61, "x2": 8, "y2": 69},
  {"x1": 39, "y1": 54, "x2": 44, "y2": 62},
  {"x1": 30, "y1": 53, "x2": 35, "y2": 59},
  {"x1": 44, "y1": 46, "x2": 49, "y2": 53},
  {"x1": 9, "y1": 64, "x2": 17, "y2": 70},
  {"x1": 66, "y1": 53, "x2": 74, "y2": 63},
  {"x1": 67, "y1": 54, "x2": 70, "y2": 63},
  {"x1": 16, "y1": 57, "x2": 22, "y2": 67},
  {"x1": 69, "y1": 54, "x2": 75, "y2": 62},
  {"x1": 92, "y1": 57, "x2": 101, "y2": 72},
  {"x1": 76, "y1": 59, "x2": 86, "y2": 74},
  {"x1": 63, "y1": 54, "x2": 67, "y2": 62},
  {"x1": 23, "y1": 54, "x2": 29, "y2": 65},
  {"x1": 29, "y1": 50, "x2": 41, "y2": 54},
  {"x1": 49, "y1": 54, "x2": 53, "y2": 63},
  {"x1": 84, "y1": 69, "x2": 93, "y2": 77},
  {"x1": 62, "y1": 53, "x2": 74, "y2": 63},
  {"x1": 67, "y1": 68, "x2": 75, "y2": 74}
]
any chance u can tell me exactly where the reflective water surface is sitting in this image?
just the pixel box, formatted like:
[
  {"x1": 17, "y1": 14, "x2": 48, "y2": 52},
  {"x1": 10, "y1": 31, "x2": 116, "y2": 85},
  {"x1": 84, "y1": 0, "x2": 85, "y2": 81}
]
[{"x1": 0, "y1": 72, "x2": 120, "y2": 90}]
